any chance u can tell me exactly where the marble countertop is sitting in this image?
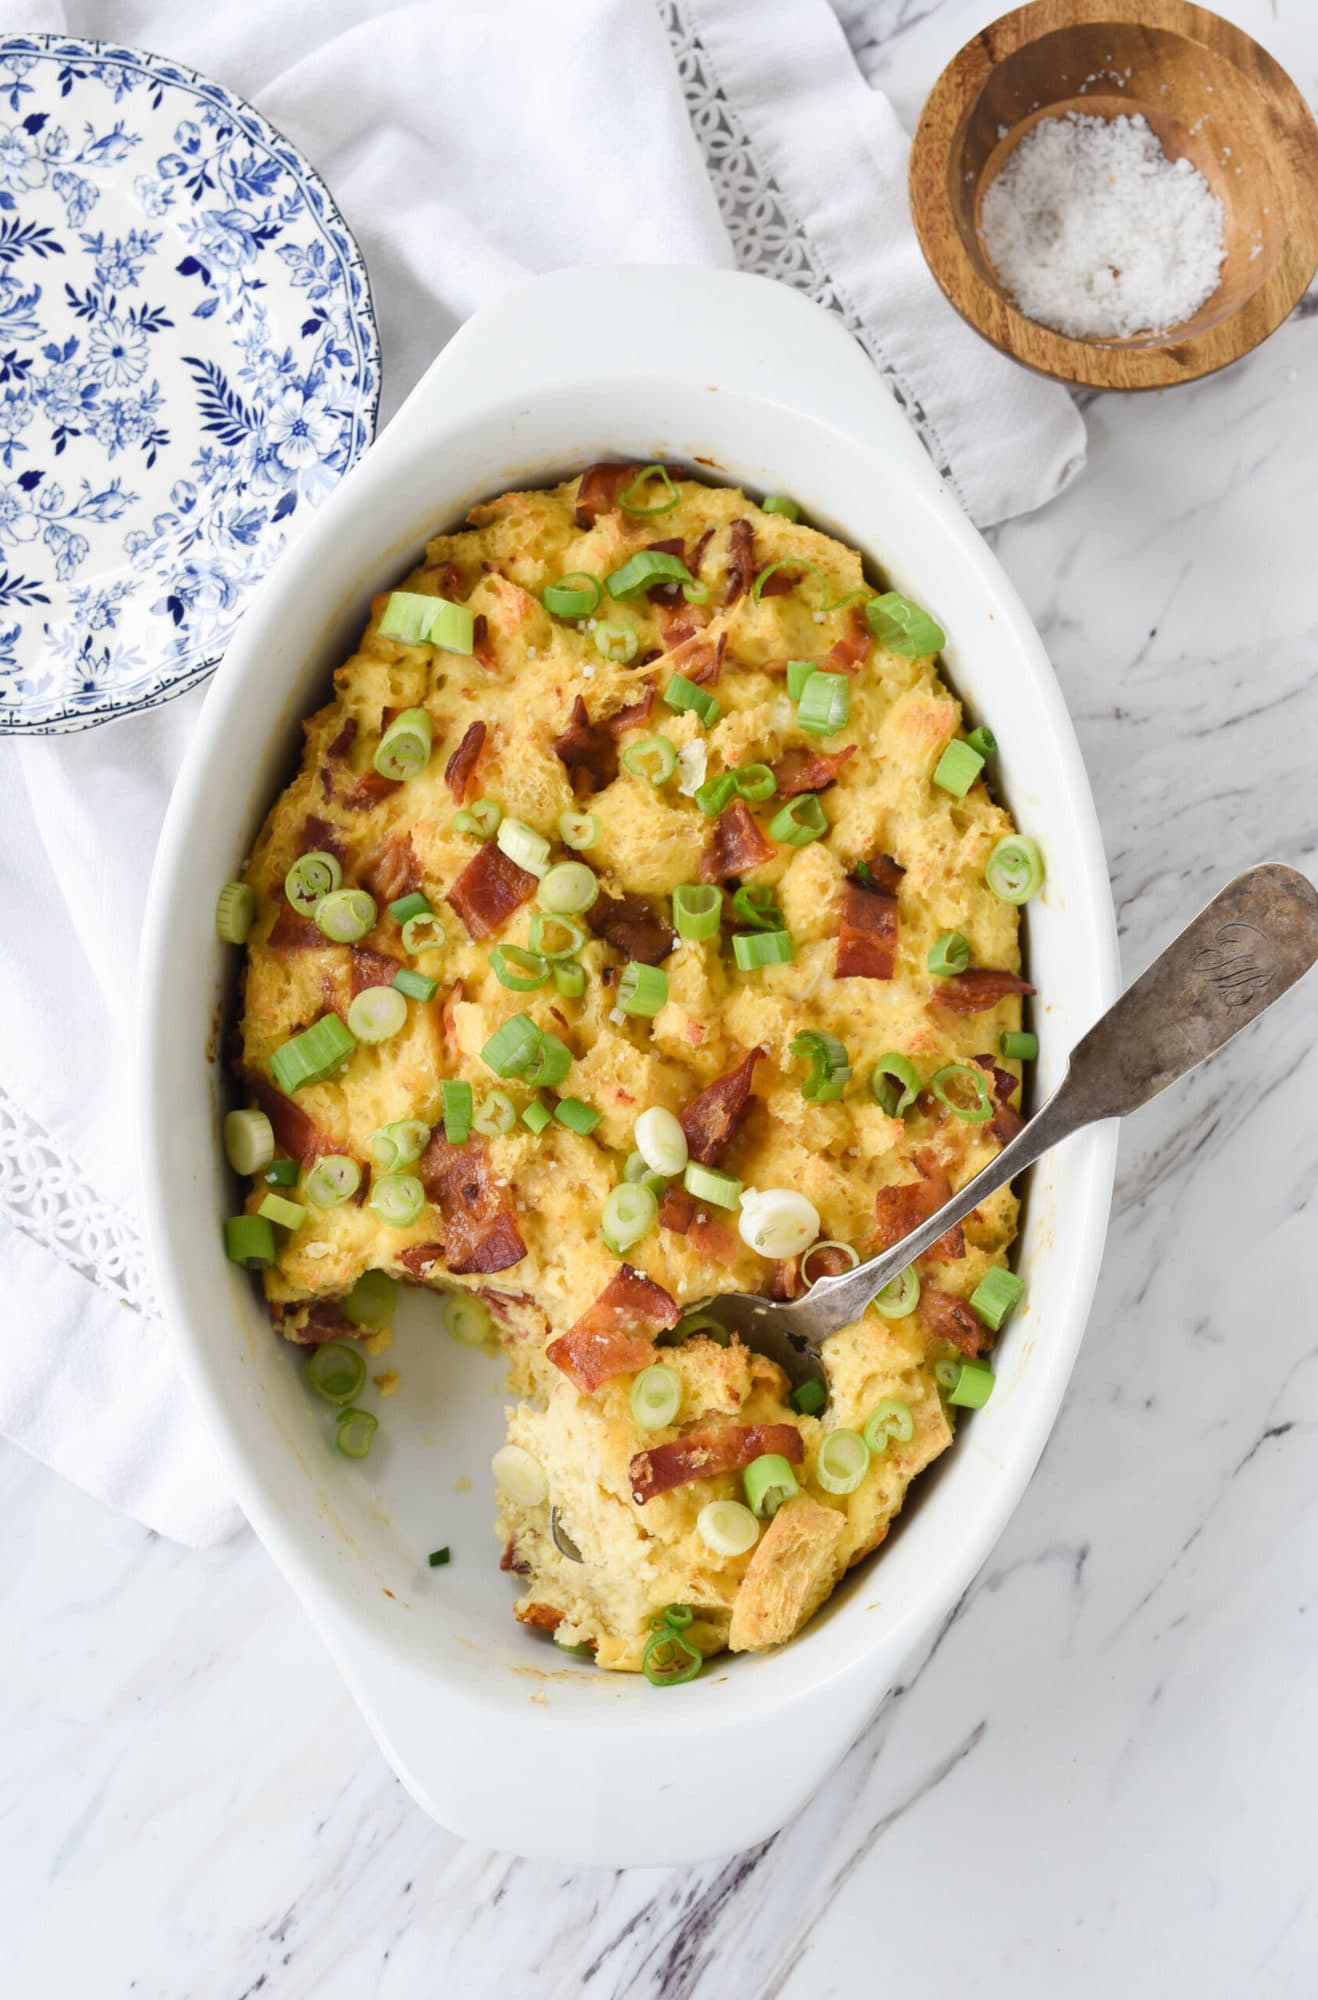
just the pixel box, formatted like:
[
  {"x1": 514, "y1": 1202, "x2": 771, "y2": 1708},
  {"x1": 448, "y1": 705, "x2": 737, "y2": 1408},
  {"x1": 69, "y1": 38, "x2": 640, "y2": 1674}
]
[{"x1": 7, "y1": 2, "x2": 1317, "y2": 1993}]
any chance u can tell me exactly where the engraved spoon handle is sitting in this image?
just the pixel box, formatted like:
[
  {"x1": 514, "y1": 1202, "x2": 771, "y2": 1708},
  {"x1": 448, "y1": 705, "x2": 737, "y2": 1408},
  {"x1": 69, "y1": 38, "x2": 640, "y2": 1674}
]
[{"x1": 794, "y1": 863, "x2": 1318, "y2": 1341}]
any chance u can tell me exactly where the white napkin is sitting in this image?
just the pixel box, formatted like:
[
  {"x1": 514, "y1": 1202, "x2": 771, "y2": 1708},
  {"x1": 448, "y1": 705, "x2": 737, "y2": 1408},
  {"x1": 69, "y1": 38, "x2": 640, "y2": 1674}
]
[{"x1": 0, "y1": 0, "x2": 1085, "y2": 1548}]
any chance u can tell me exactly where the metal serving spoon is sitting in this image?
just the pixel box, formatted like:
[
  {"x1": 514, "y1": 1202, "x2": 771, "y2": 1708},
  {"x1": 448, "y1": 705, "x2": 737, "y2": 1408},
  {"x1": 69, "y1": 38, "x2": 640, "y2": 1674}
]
[{"x1": 701, "y1": 863, "x2": 1318, "y2": 1389}]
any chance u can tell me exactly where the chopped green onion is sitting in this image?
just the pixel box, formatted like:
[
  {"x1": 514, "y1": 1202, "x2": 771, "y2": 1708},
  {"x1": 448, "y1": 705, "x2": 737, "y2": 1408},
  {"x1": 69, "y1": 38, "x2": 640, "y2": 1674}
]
[
  {"x1": 334, "y1": 1407, "x2": 378, "y2": 1460},
  {"x1": 270, "y1": 1014, "x2": 356, "y2": 1094},
  {"x1": 635, "y1": 1106, "x2": 688, "y2": 1177},
  {"x1": 559, "y1": 810, "x2": 600, "y2": 851},
  {"x1": 865, "y1": 592, "x2": 945, "y2": 657},
  {"x1": 871, "y1": 1266, "x2": 920, "y2": 1320},
  {"x1": 428, "y1": 1546, "x2": 451, "y2": 1568},
  {"x1": 801, "y1": 1239, "x2": 860, "y2": 1285},
  {"x1": 347, "y1": 985, "x2": 408, "y2": 1044},
  {"x1": 379, "y1": 590, "x2": 474, "y2": 654},
  {"x1": 621, "y1": 735, "x2": 677, "y2": 786},
  {"x1": 555, "y1": 1096, "x2": 601, "y2": 1136},
  {"x1": 481, "y1": 1013, "x2": 542, "y2": 1079},
  {"x1": 630, "y1": 1363, "x2": 681, "y2": 1430},
  {"x1": 453, "y1": 797, "x2": 502, "y2": 840},
  {"x1": 731, "y1": 763, "x2": 776, "y2": 803},
  {"x1": 641, "y1": 1623, "x2": 703, "y2": 1686},
  {"x1": 791, "y1": 1029, "x2": 851, "y2": 1102},
  {"x1": 937, "y1": 1358, "x2": 995, "y2": 1408},
  {"x1": 444, "y1": 1292, "x2": 492, "y2": 1346},
  {"x1": 369, "y1": 1173, "x2": 425, "y2": 1228},
  {"x1": 314, "y1": 888, "x2": 377, "y2": 944},
  {"x1": 374, "y1": 707, "x2": 433, "y2": 782},
  {"x1": 623, "y1": 1150, "x2": 649, "y2": 1182},
  {"x1": 785, "y1": 660, "x2": 814, "y2": 700},
  {"x1": 257, "y1": 1191, "x2": 306, "y2": 1230},
  {"x1": 927, "y1": 930, "x2": 971, "y2": 977},
  {"x1": 673, "y1": 882, "x2": 722, "y2": 941},
  {"x1": 1001, "y1": 1030, "x2": 1037, "y2": 1061},
  {"x1": 617, "y1": 463, "x2": 680, "y2": 515},
  {"x1": 681, "y1": 579, "x2": 710, "y2": 606},
  {"x1": 224, "y1": 1215, "x2": 276, "y2": 1268},
  {"x1": 930, "y1": 1062, "x2": 993, "y2": 1122},
  {"x1": 425, "y1": 596, "x2": 475, "y2": 654},
  {"x1": 743, "y1": 1452, "x2": 799, "y2": 1520},
  {"x1": 285, "y1": 849, "x2": 341, "y2": 916},
  {"x1": 490, "y1": 943, "x2": 550, "y2": 992},
  {"x1": 863, "y1": 1398, "x2": 914, "y2": 1454},
  {"x1": 530, "y1": 915, "x2": 584, "y2": 969},
  {"x1": 593, "y1": 621, "x2": 638, "y2": 664},
  {"x1": 341, "y1": 1270, "x2": 397, "y2": 1332},
  {"x1": 694, "y1": 771, "x2": 737, "y2": 817},
  {"x1": 731, "y1": 885, "x2": 782, "y2": 931},
  {"x1": 389, "y1": 890, "x2": 431, "y2": 926},
  {"x1": 442, "y1": 1078, "x2": 474, "y2": 1143},
  {"x1": 472, "y1": 1090, "x2": 516, "y2": 1137},
  {"x1": 554, "y1": 961, "x2": 586, "y2": 999},
  {"x1": 965, "y1": 725, "x2": 997, "y2": 758},
  {"x1": 932, "y1": 739, "x2": 984, "y2": 797},
  {"x1": 761, "y1": 494, "x2": 801, "y2": 521},
  {"x1": 307, "y1": 1342, "x2": 366, "y2": 1406},
  {"x1": 768, "y1": 793, "x2": 826, "y2": 846},
  {"x1": 369, "y1": 1120, "x2": 429, "y2": 1170},
  {"x1": 543, "y1": 571, "x2": 602, "y2": 618},
  {"x1": 870, "y1": 1052, "x2": 921, "y2": 1117},
  {"x1": 521, "y1": 1098, "x2": 552, "y2": 1135},
  {"x1": 523, "y1": 1031, "x2": 571, "y2": 1087},
  {"x1": 732, "y1": 929, "x2": 793, "y2": 970},
  {"x1": 790, "y1": 1378, "x2": 827, "y2": 1416},
  {"x1": 683, "y1": 1161, "x2": 742, "y2": 1209},
  {"x1": 617, "y1": 961, "x2": 668, "y2": 1017},
  {"x1": 393, "y1": 966, "x2": 438, "y2": 1003},
  {"x1": 970, "y1": 1265, "x2": 1025, "y2": 1331},
  {"x1": 607, "y1": 550, "x2": 696, "y2": 598},
  {"x1": 664, "y1": 673, "x2": 720, "y2": 728},
  {"x1": 737, "y1": 1186, "x2": 820, "y2": 1257},
  {"x1": 403, "y1": 918, "x2": 445, "y2": 963},
  {"x1": 986, "y1": 835, "x2": 1045, "y2": 905},
  {"x1": 305, "y1": 1155, "x2": 362, "y2": 1208},
  {"x1": 538, "y1": 861, "x2": 599, "y2": 915},
  {"x1": 658, "y1": 1310, "x2": 730, "y2": 1348},
  {"x1": 697, "y1": 1498, "x2": 760, "y2": 1556},
  {"x1": 815, "y1": 1428, "x2": 870, "y2": 1495},
  {"x1": 215, "y1": 880, "x2": 256, "y2": 944},
  {"x1": 752, "y1": 558, "x2": 815, "y2": 604},
  {"x1": 496, "y1": 817, "x2": 551, "y2": 879},
  {"x1": 224, "y1": 1108, "x2": 274, "y2": 1177},
  {"x1": 263, "y1": 1158, "x2": 299, "y2": 1187},
  {"x1": 601, "y1": 1180, "x2": 658, "y2": 1254},
  {"x1": 797, "y1": 670, "x2": 851, "y2": 736}
]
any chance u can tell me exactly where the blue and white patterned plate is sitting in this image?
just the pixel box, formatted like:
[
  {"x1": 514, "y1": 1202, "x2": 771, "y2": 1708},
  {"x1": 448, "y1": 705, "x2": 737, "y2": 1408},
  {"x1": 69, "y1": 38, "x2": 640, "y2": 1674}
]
[{"x1": 0, "y1": 35, "x2": 380, "y2": 733}]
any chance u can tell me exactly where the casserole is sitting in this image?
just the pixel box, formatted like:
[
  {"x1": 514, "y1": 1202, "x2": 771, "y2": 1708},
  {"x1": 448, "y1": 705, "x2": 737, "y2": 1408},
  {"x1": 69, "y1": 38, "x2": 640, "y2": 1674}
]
[{"x1": 139, "y1": 266, "x2": 1119, "y2": 1864}]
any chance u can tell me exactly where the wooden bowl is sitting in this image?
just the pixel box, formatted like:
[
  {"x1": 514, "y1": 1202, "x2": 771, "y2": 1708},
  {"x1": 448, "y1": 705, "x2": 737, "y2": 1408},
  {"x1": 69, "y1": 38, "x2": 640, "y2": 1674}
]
[{"x1": 909, "y1": 0, "x2": 1318, "y2": 389}]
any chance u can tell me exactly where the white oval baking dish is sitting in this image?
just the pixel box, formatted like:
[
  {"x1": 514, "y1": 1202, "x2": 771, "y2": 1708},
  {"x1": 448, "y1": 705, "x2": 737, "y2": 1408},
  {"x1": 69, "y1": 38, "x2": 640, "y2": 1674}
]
[{"x1": 139, "y1": 267, "x2": 1118, "y2": 1866}]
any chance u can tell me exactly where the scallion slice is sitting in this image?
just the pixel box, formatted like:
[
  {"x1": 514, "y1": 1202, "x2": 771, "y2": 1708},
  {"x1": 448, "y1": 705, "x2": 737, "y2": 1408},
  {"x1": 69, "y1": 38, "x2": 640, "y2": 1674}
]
[
  {"x1": 785, "y1": 660, "x2": 814, "y2": 700},
  {"x1": 797, "y1": 670, "x2": 850, "y2": 736},
  {"x1": 389, "y1": 890, "x2": 431, "y2": 926},
  {"x1": 815, "y1": 1428, "x2": 870, "y2": 1495},
  {"x1": 263, "y1": 1158, "x2": 299, "y2": 1188},
  {"x1": 732, "y1": 763, "x2": 776, "y2": 803},
  {"x1": 693, "y1": 771, "x2": 737, "y2": 817},
  {"x1": 257, "y1": 1191, "x2": 306, "y2": 1230},
  {"x1": 555, "y1": 1096, "x2": 601, "y2": 1136},
  {"x1": 341, "y1": 1269, "x2": 397, "y2": 1332},
  {"x1": 930, "y1": 1062, "x2": 993, "y2": 1122},
  {"x1": 442, "y1": 1078, "x2": 474, "y2": 1143},
  {"x1": 369, "y1": 1119, "x2": 430, "y2": 1170},
  {"x1": 335, "y1": 1407, "x2": 378, "y2": 1460},
  {"x1": 617, "y1": 462, "x2": 679, "y2": 515},
  {"x1": 865, "y1": 592, "x2": 945, "y2": 657},
  {"x1": 393, "y1": 967, "x2": 437, "y2": 1005},
  {"x1": 270, "y1": 1014, "x2": 356, "y2": 1094},
  {"x1": 426, "y1": 596, "x2": 475, "y2": 654},
  {"x1": 601, "y1": 1180, "x2": 658, "y2": 1254},
  {"x1": 307, "y1": 1342, "x2": 367, "y2": 1405},
  {"x1": 481, "y1": 1013, "x2": 541, "y2": 1079},
  {"x1": 593, "y1": 621, "x2": 638, "y2": 664},
  {"x1": 374, "y1": 707, "x2": 433, "y2": 782},
  {"x1": 642, "y1": 1621, "x2": 703, "y2": 1687},
  {"x1": 607, "y1": 550, "x2": 696, "y2": 598},
  {"x1": 559, "y1": 809, "x2": 601, "y2": 851},
  {"x1": 224, "y1": 1108, "x2": 274, "y2": 1177},
  {"x1": 630, "y1": 1363, "x2": 681, "y2": 1431},
  {"x1": 285, "y1": 849, "x2": 341, "y2": 916},
  {"x1": 444, "y1": 1292, "x2": 492, "y2": 1346},
  {"x1": 870, "y1": 1052, "x2": 920, "y2": 1117},
  {"x1": 369, "y1": 1173, "x2": 425, "y2": 1228},
  {"x1": 496, "y1": 817, "x2": 551, "y2": 879},
  {"x1": 683, "y1": 1161, "x2": 742, "y2": 1210},
  {"x1": 400, "y1": 913, "x2": 445, "y2": 958},
  {"x1": 472, "y1": 1090, "x2": 516, "y2": 1137},
  {"x1": 732, "y1": 929, "x2": 793, "y2": 970},
  {"x1": 970, "y1": 1265, "x2": 1025, "y2": 1331},
  {"x1": 635, "y1": 1106, "x2": 688, "y2": 1178},
  {"x1": 697, "y1": 1499, "x2": 760, "y2": 1555},
  {"x1": 986, "y1": 835, "x2": 1045, "y2": 905},
  {"x1": 737, "y1": 1186, "x2": 818, "y2": 1256},
  {"x1": 673, "y1": 882, "x2": 722, "y2": 941},
  {"x1": 347, "y1": 985, "x2": 408, "y2": 1044},
  {"x1": 761, "y1": 494, "x2": 801, "y2": 521},
  {"x1": 521, "y1": 1098, "x2": 552, "y2": 1135},
  {"x1": 522, "y1": 1030, "x2": 571, "y2": 1087},
  {"x1": 937, "y1": 1358, "x2": 995, "y2": 1408},
  {"x1": 871, "y1": 1266, "x2": 920, "y2": 1320},
  {"x1": 768, "y1": 793, "x2": 826, "y2": 846},
  {"x1": 492, "y1": 1442, "x2": 548, "y2": 1504},
  {"x1": 538, "y1": 861, "x2": 599, "y2": 915},
  {"x1": 743, "y1": 1452, "x2": 799, "y2": 1520},
  {"x1": 490, "y1": 943, "x2": 550, "y2": 992},
  {"x1": 664, "y1": 673, "x2": 720, "y2": 727},
  {"x1": 216, "y1": 880, "x2": 256, "y2": 944},
  {"x1": 224, "y1": 1214, "x2": 276, "y2": 1269},
  {"x1": 378, "y1": 590, "x2": 474, "y2": 654},
  {"x1": 790, "y1": 1378, "x2": 826, "y2": 1415},
  {"x1": 453, "y1": 797, "x2": 502, "y2": 840},
  {"x1": 752, "y1": 558, "x2": 815, "y2": 604},
  {"x1": 621, "y1": 735, "x2": 677, "y2": 786},
  {"x1": 791, "y1": 1029, "x2": 851, "y2": 1102},
  {"x1": 617, "y1": 961, "x2": 668, "y2": 1017},
  {"x1": 305, "y1": 1155, "x2": 362, "y2": 1208},
  {"x1": 1001, "y1": 1030, "x2": 1037, "y2": 1061},
  {"x1": 927, "y1": 930, "x2": 971, "y2": 977},
  {"x1": 965, "y1": 724, "x2": 997, "y2": 758},
  {"x1": 429, "y1": 1547, "x2": 451, "y2": 1568},
  {"x1": 730, "y1": 885, "x2": 782, "y2": 931},
  {"x1": 315, "y1": 887, "x2": 377, "y2": 944},
  {"x1": 529, "y1": 910, "x2": 587, "y2": 959},
  {"x1": 543, "y1": 571, "x2": 602, "y2": 619},
  {"x1": 553, "y1": 960, "x2": 586, "y2": 999},
  {"x1": 801, "y1": 1239, "x2": 860, "y2": 1286},
  {"x1": 931, "y1": 739, "x2": 984, "y2": 797},
  {"x1": 863, "y1": 1398, "x2": 914, "y2": 1455}
]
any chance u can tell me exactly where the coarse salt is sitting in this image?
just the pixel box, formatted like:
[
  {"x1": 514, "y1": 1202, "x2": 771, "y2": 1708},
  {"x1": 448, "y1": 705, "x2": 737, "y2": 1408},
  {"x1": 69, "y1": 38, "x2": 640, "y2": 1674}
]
[{"x1": 980, "y1": 112, "x2": 1225, "y2": 340}]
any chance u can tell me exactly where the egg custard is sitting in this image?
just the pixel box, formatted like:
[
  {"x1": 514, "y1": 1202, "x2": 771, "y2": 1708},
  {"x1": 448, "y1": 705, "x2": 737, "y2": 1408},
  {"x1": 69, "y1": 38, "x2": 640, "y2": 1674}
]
[{"x1": 224, "y1": 463, "x2": 1041, "y2": 1679}]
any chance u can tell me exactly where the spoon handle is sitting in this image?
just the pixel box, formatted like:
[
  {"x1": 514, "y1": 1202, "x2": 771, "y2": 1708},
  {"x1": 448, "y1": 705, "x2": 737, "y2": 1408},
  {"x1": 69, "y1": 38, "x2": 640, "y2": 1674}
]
[{"x1": 798, "y1": 863, "x2": 1318, "y2": 1341}]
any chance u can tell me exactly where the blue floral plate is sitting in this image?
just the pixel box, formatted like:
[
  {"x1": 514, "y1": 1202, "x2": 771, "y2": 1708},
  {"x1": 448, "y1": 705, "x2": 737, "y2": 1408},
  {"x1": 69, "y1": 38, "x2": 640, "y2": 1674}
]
[{"x1": 0, "y1": 35, "x2": 380, "y2": 733}]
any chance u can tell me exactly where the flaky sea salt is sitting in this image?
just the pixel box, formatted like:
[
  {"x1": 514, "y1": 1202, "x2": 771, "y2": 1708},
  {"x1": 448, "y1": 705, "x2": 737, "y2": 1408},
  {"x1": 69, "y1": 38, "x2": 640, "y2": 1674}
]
[{"x1": 980, "y1": 112, "x2": 1225, "y2": 339}]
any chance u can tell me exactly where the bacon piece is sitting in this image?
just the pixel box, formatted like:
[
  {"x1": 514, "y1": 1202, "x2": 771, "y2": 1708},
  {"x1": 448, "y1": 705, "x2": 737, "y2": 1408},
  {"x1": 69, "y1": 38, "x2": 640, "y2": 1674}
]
[
  {"x1": 574, "y1": 460, "x2": 642, "y2": 528},
  {"x1": 756, "y1": 565, "x2": 796, "y2": 598},
  {"x1": 657, "y1": 603, "x2": 710, "y2": 649},
  {"x1": 350, "y1": 947, "x2": 403, "y2": 997},
  {"x1": 724, "y1": 519, "x2": 756, "y2": 605},
  {"x1": 604, "y1": 687, "x2": 655, "y2": 733},
  {"x1": 700, "y1": 799, "x2": 776, "y2": 884},
  {"x1": 663, "y1": 628, "x2": 725, "y2": 684},
  {"x1": 326, "y1": 715, "x2": 358, "y2": 761},
  {"x1": 471, "y1": 612, "x2": 496, "y2": 670},
  {"x1": 447, "y1": 840, "x2": 538, "y2": 941},
  {"x1": 689, "y1": 528, "x2": 714, "y2": 576},
  {"x1": 655, "y1": 1186, "x2": 739, "y2": 1265},
  {"x1": 500, "y1": 1538, "x2": 531, "y2": 1575},
  {"x1": 586, "y1": 889, "x2": 674, "y2": 966},
  {"x1": 362, "y1": 832, "x2": 420, "y2": 907},
  {"x1": 247, "y1": 1076, "x2": 333, "y2": 1167},
  {"x1": 299, "y1": 813, "x2": 346, "y2": 864},
  {"x1": 342, "y1": 769, "x2": 403, "y2": 811},
  {"x1": 417, "y1": 1131, "x2": 527, "y2": 1274},
  {"x1": 545, "y1": 1265, "x2": 680, "y2": 1392},
  {"x1": 771, "y1": 744, "x2": 855, "y2": 797},
  {"x1": 680, "y1": 1046, "x2": 763, "y2": 1166},
  {"x1": 517, "y1": 1603, "x2": 564, "y2": 1631},
  {"x1": 444, "y1": 719, "x2": 486, "y2": 804},
  {"x1": 874, "y1": 1150, "x2": 965, "y2": 1262},
  {"x1": 772, "y1": 1242, "x2": 855, "y2": 1298},
  {"x1": 268, "y1": 904, "x2": 328, "y2": 951},
  {"x1": 921, "y1": 1287, "x2": 983, "y2": 1357},
  {"x1": 823, "y1": 607, "x2": 873, "y2": 673},
  {"x1": 771, "y1": 1258, "x2": 806, "y2": 1301},
  {"x1": 659, "y1": 1184, "x2": 697, "y2": 1233},
  {"x1": 552, "y1": 693, "x2": 618, "y2": 796},
  {"x1": 971, "y1": 1053, "x2": 1025, "y2": 1146},
  {"x1": 397, "y1": 1242, "x2": 445, "y2": 1281},
  {"x1": 631, "y1": 1422, "x2": 803, "y2": 1504},
  {"x1": 836, "y1": 876, "x2": 898, "y2": 980},
  {"x1": 281, "y1": 1299, "x2": 358, "y2": 1347},
  {"x1": 867, "y1": 852, "x2": 906, "y2": 895},
  {"x1": 931, "y1": 969, "x2": 1035, "y2": 1015},
  {"x1": 439, "y1": 979, "x2": 464, "y2": 1059}
]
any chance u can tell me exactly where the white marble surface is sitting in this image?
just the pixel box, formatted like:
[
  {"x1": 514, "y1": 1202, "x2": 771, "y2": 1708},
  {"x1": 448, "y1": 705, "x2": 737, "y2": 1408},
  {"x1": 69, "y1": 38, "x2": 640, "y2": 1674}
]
[{"x1": 6, "y1": 1, "x2": 1318, "y2": 1993}]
